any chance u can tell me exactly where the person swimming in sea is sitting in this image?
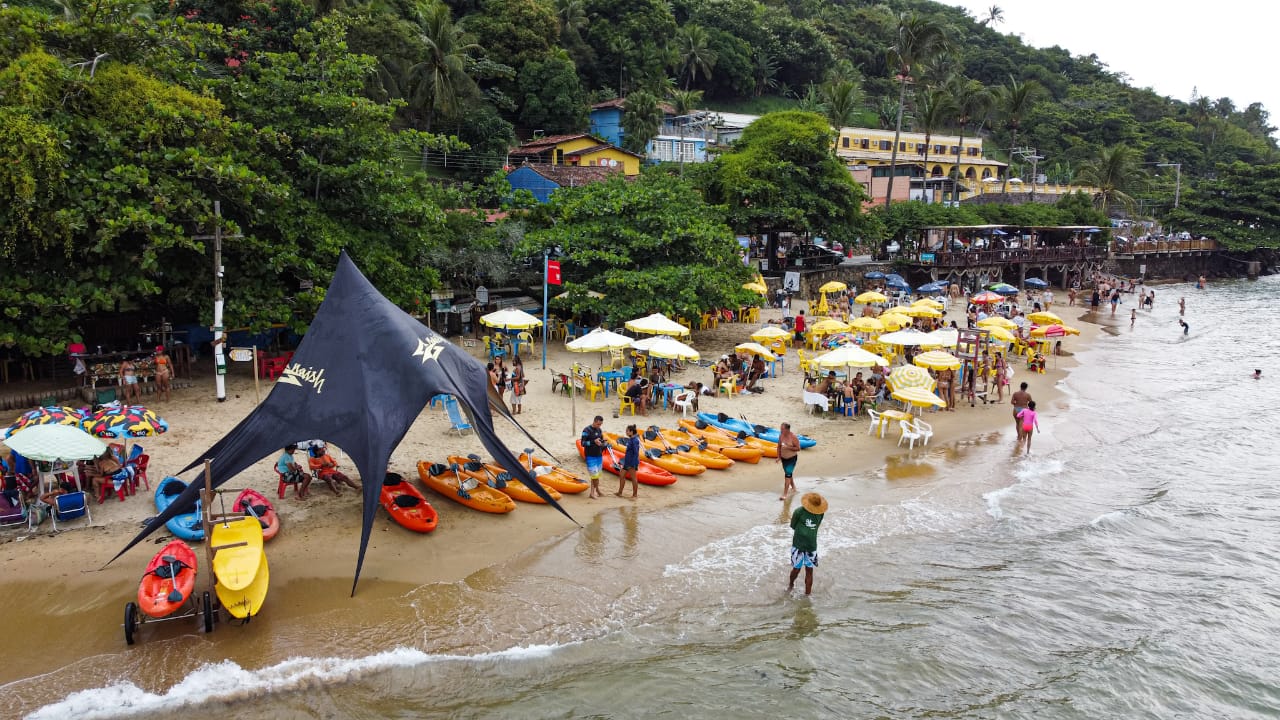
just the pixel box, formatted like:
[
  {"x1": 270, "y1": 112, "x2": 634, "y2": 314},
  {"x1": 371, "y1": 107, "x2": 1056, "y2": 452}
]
[
  {"x1": 1179, "y1": 319, "x2": 1189, "y2": 336},
  {"x1": 1253, "y1": 369, "x2": 1262, "y2": 379}
]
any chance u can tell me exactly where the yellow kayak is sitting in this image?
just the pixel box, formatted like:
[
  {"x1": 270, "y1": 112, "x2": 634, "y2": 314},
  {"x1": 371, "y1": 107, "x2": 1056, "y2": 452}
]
[
  {"x1": 658, "y1": 427, "x2": 763, "y2": 464},
  {"x1": 639, "y1": 427, "x2": 734, "y2": 469},
  {"x1": 604, "y1": 431, "x2": 704, "y2": 476},
  {"x1": 678, "y1": 418, "x2": 779, "y2": 458},
  {"x1": 417, "y1": 460, "x2": 516, "y2": 514},
  {"x1": 517, "y1": 453, "x2": 590, "y2": 494},
  {"x1": 211, "y1": 517, "x2": 269, "y2": 619}
]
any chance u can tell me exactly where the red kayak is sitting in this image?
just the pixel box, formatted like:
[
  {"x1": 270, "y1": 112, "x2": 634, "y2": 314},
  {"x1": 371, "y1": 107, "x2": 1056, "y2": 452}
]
[
  {"x1": 381, "y1": 472, "x2": 439, "y2": 532},
  {"x1": 233, "y1": 488, "x2": 280, "y2": 541},
  {"x1": 137, "y1": 540, "x2": 198, "y2": 619},
  {"x1": 577, "y1": 439, "x2": 677, "y2": 486}
]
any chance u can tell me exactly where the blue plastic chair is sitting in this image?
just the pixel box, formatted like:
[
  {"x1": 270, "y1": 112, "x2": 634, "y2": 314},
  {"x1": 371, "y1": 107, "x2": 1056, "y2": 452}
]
[
  {"x1": 51, "y1": 490, "x2": 90, "y2": 530},
  {"x1": 444, "y1": 397, "x2": 473, "y2": 436}
]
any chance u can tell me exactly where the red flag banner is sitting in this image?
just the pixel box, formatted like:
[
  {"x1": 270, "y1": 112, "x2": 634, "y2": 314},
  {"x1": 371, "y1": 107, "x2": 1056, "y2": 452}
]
[{"x1": 547, "y1": 260, "x2": 562, "y2": 285}]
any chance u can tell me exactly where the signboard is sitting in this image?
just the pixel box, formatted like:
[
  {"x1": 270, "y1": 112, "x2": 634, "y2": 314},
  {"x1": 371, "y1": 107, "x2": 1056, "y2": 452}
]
[
  {"x1": 434, "y1": 299, "x2": 452, "y2": 312},
  {"x1": 229, "y1": 347, "x2": 254, "y2": 362},
  {"x1": 1139, "y1": 264, "x2": 1147, "y2": 276},
  {"x1": 215, "y1": 354, "x2": 227, "y2": 376},
  {"x1": 921, "y1": 252, "x2": 936, "y2": 263},
  {"x1": 299, "y1": 279, "x2": 314, "y2": 290},
  {"x1": 476, "y1": 286, "x2": 489, "y2": 305},
  {"x1": 783, "y1": 271, "x2": 801, "y2": 293}
]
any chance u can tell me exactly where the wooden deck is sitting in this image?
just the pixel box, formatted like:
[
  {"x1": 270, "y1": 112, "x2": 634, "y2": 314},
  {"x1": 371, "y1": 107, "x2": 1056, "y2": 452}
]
[{"x1": 911, "y1": 246, "x2": 1108, "y2": 269}]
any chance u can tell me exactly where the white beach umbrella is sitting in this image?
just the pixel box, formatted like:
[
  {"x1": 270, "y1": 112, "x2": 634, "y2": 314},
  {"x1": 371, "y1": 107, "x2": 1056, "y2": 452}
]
[
  {"x1": 479, "y1": 308, "x2": 543, "y2": 330},
  {"x1": 814, "y1": 345, "x2": 889, "y2": 369},
  {"x1": 566, "y1": 327, "x2": 633, "y2": 352},
  {"x1": 877, "y1": 329, "x2": 931, "y2": 346},
  {"x1": 921, "y1": 328, "x2": 959, "y2": 347},
  {"x1": 631, "y1": 335, "x2": 700, "y2": 361},
  {"x1": 625, "y1": 313, "x2": 691, "y2": 337}
]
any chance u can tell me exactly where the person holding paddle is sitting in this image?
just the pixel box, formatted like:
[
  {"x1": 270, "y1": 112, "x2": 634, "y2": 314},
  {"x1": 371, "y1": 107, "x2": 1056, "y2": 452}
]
[
  {"x1": 616, "y1": 424, "x2": 640, "y2": 499},
  {"x1": 777, "y1": 422, "x2": 801, "y2": 500}
]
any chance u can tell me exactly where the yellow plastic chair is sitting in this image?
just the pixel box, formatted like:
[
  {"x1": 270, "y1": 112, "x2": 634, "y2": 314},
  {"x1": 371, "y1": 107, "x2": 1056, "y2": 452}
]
[
  {"x1": 618, "y1": 394, "x2": 637, "y2": 416},
  {"x1": 717, "y1": 378, "x2": 737, "y2": 398},
  {"x1": 582, "y1": 374, "x2": 605, "y2": 402},
  {"x1": 517, "y1": 330, "x2": 535, "y2": 357},
  {"x1": 797, "y1": 349, "x2": 815, "y2": 376},
  {"x1": 744, "y1": 307, "x2": 760, "y2": 323}
]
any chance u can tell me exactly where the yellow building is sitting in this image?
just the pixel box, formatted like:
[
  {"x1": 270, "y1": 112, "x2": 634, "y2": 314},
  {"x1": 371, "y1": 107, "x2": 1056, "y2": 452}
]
[
  {"x1": 507, "y1": 133, "x2": 642, "y2": 176},
  {"x1": 836, "y1": 126, "x2": 1005, "y2": 181}
]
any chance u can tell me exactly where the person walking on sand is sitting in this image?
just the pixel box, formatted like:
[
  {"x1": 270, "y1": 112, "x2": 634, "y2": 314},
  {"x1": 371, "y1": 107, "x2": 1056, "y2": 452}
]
[
  {"x1": 1017, "y1": 400, "x2": 1041, "y2": 452},
  {"x1": 788, "y1": 492, "x2": 827, "y2": 596},
  {"x1": 1179, "y1": 297, "x2": 1185, "y2": 316},
  {"x1": 777, "y1": 423, "x2": 801, "y2": 500},
  {"x1": 617, "y1": 424, "x2": 640, "y2": 498},
  {"x1": 1011, "y1": 382, "x2": 1031, "y2": 437},
  {"x1": 581, "y1": 415, "x2": 606, "y2": 499}
]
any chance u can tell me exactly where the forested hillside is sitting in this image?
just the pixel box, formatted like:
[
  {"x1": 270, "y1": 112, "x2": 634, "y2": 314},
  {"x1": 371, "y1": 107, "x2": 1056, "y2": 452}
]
[{"x1": 0, "y1": 0, "x2": 1275, "y2": 355}]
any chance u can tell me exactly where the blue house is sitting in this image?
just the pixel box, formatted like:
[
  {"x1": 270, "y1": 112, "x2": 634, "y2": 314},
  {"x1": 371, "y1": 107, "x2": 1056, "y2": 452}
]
[
  {"x1": 506, "y1": 164, "x2": 623, "y2": 203},
  {"x1": 588, "y1": 99, "x2": 627, "y2": 146},
  {"x1": 589, "y1": 98, "x2": 718, "y2": 164}
]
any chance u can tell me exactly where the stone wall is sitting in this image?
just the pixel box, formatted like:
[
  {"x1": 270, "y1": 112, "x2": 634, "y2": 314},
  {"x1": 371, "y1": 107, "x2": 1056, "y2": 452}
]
[
  {"x1": 760, "y1": 264, "x2": 896, "y2": 299},
  {"x1": 1105, "y1": 253, "x2": 1239, "y2": 281}
]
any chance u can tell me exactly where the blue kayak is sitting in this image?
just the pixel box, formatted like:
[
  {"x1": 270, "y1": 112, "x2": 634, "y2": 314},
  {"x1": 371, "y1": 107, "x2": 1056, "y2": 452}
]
[
  {"x1": 154, "y1": 476, "x2": 205, "y2": 541},
  {"x1": 696, "y1": 412, "x2": 817, "y2": 449}
]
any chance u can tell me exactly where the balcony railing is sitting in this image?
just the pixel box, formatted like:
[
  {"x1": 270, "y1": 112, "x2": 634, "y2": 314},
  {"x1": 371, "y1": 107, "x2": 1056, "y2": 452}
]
[
  {"x1": 1112, "y1": 238, "x2": 1219, "y2": 254},
  {"x1": 915, "y1": 246, "x2": 1108, "y2": 267}
]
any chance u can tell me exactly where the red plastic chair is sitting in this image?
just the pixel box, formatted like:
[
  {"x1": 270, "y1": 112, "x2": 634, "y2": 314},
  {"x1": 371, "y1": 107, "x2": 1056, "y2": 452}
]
[
  {"x1": 131, "y1": 454, "x2": 150, "y2": 493},
  {"x1": 275, "y1": 468, "x2": 304, "y2": 499},
  {"x1": 97, "y1": 476, "x2": 126, "y2": 504}
]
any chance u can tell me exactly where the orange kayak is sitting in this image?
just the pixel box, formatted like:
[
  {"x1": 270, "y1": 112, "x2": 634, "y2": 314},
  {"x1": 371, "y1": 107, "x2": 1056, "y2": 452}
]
[
  {"x1": 137, "y1": 540, "x2": 197, "y2": 619},
  {"x1": 638, "y1": 427, "x2": 733, "y2": 469},
  {"x1": 577, "y1": 439, "x2": 677, "y2": 486},
  {"x1": 446, "y1": 455, "x2": 563, "y2": 505},
  {"x1": 233, "y1": 488, "x2": 280, "y2": 541},
  {"x1": 516, "y1": 453, "x2": 589, "y2": 494},
  {"x1": 678, "y1": 418, "x2": 779, "y2": 458},
  {"x1": 417, "y1": 460, "x2": 515, "y2": 514},
  {"x1": 380, "y1": 472, "x2": 438, "y2": 532},
  {"x1": 603, "y1": 432, "x2": 704, "y2": 476},
  {"x1": 658, "y1": 427, "x2": 762, "y2": 463}
]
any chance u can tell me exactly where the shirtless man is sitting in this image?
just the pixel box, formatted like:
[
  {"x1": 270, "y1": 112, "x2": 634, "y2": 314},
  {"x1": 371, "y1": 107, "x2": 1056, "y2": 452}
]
[{"x1": 1010, "y1": 382, "x2": 1032, "y2": 438}]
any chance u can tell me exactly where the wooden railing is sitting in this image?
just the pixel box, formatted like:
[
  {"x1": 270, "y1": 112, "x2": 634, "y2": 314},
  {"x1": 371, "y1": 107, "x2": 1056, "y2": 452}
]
[
  {"x1": 916, "y1": 246, "x2": 1107, "y2": 267},
  {"x1": 1112, "y1": 238, "x2": 1219, "y2": 254}
]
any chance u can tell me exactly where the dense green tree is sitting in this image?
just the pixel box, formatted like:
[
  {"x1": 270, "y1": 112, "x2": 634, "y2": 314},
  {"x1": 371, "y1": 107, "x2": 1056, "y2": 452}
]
[
  {"x1": 820, "y1": 78, "x2": 862, "y2": 130},
  {"x1": 517, "y1": 50, "x2": 587, "y2": 134},
  {"x1": 467, "y1": 0, "x2": 558, "y2": 71},
  {"x1": 913, "y1": 87, "x2": 953, "y2": 181},
  {"x1": 945, "y1": 75, "x2": 992, "y2": 203},
  {"x1": 405, "y1": 1, "x2": 480, "y2": 130},
  {"x1": 1169, "y1": 162, "x2": 1280, "y2": 250},
  {"x1": 673, "y1": 23, "x2": 716, "y2": 90},
  {"x1": 522, "y1": 172, "x2": 753, "y2": 320},
  {"x1": 1075, "y1": 145, "x2": 1146, "y2": 215},
  {"x1": 701, "y1": 111, "x2": 869, "y2": 243},
  {"x1": 621, "y1": 90, "x2": 662, "y2": 154},
  {"x1": 581, "y1": 0, "x2": 675, "y2": 92}
]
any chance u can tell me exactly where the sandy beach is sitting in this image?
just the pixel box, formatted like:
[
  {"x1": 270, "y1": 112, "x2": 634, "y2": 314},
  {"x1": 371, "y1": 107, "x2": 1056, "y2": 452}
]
[{"x1": 0, "y1": 300, "x2": 1105, "y2": 685}]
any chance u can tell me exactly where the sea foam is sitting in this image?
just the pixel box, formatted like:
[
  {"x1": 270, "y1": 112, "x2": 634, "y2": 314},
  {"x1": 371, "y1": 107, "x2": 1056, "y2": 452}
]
[{"x1": 28, "y1": 643, "x2": 565, "y2": 720}]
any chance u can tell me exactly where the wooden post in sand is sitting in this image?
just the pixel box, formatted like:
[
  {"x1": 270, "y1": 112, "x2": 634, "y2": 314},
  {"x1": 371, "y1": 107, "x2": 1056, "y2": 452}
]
[{"x1": 199, "y1": 460, "x2": 216, "y2": 602}]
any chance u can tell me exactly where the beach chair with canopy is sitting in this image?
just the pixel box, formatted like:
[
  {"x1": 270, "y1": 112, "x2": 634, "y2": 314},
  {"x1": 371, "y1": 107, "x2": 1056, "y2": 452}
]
[{"x1": 443, "y1": 396, "x2": 473, "y2": 436}]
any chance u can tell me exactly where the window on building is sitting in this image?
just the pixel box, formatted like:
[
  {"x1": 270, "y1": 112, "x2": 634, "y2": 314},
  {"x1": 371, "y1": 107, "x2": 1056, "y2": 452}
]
[
  {"x1": 916, "y1": 146, "x2": 926, "y2": 155},
  {"x1": 935, "y1": 144, "x2": 946, "y2": 154},
  {"x1": 899, "y1": 142, "x2": 907, "y2": 151},
  {"x1": 860, "y1": 139, "x2": 870, "y2": 149},
  {"x1": 950, "y1": 146, "x2": 960, "y2": 155},
  {"x1": 556, "y1": 149, "x2": 564, "y2": 164},
  {"x1": 842, "y1": 137, "x2": 850, "y2": 148},
  {"x1": 968, "y1": 147, "x2": 979, "y2": 156},
  {"x1": 965, "y1": 167, "x2": 976, "y2": 179},
  {"x1": 879, "y1": 140, "x2": 892, "y2": 151}
]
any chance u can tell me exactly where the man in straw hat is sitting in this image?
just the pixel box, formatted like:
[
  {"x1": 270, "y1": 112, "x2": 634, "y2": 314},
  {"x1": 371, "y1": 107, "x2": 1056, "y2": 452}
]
[{"x1": 788, "y1": 492, "x2": 827, "y2": 595}]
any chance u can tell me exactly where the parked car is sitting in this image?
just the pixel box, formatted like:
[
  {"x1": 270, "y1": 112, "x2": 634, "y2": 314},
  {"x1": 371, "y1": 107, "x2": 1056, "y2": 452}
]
[{"x1": 787, "y1": 243, "x2": 844, "y2": 269}]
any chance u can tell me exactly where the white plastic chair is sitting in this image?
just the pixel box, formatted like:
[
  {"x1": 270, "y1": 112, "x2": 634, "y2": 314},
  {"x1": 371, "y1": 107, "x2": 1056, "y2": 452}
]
[
  {"x1": 672, "y1": 390, "x2": 696, "y2": 418},
  {"x1": 913, "y1": 418, "x2": 933, "y2": 446},
  {"x1": 897, "y1": 419, "x2": 922, "y2": 449},
  {"x1": 866, "y1": 408, "x2": 883, "y2": 436}
]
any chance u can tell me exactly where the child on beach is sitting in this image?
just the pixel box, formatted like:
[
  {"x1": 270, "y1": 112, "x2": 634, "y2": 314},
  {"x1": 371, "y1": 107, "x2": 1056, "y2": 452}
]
[{"x1": 1017, "y1": 401, "x2": 1040, "y2": 451}]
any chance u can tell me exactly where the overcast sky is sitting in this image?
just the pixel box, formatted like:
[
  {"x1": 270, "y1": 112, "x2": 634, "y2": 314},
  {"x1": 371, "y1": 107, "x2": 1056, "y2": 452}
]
[{"x1": 944, "y1": 0, "x2": 1276, "y2": 125}]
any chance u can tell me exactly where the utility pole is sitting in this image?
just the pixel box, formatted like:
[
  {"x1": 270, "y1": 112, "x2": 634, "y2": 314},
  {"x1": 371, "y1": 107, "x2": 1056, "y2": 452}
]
[
  {"x1": 1156, "y1": 163, "x2": 1181, "y2": 209},
  {"x1": 193, "y1": 201, "x2": 243, "y2": 402},
  {"x1": 1010, "y1": 147, "x2": 1043, "y2": 200}
]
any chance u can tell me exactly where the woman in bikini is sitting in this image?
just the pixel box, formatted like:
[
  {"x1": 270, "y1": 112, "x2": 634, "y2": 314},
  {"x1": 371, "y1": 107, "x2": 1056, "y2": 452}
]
[
  {"x1": 152, "y1": 346, "x2": 172, "y2": 402},
  {"x1": 936, "y1": 367, "x2": 955, "y2": 411},
  {"x1": 118, "y1": 358, "x2": 139, "y2": 403}
]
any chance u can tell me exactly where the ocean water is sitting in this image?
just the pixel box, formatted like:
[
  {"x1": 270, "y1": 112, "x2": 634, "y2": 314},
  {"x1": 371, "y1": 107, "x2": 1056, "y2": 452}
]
[{"x1": 12, "y1": 278, "x2": 1280, "y2": 719}]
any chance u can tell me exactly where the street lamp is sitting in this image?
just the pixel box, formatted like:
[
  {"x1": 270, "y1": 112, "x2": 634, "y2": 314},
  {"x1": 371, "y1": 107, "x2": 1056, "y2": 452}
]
[{"x1": 1156, "y1": 163, "x2": 1181, "y2": 209}]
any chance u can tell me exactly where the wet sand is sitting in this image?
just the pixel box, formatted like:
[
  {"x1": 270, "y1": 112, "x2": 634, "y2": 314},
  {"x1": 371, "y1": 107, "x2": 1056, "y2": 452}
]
[{"x1": 0, "y1": 301, "x2": 1104, "y2": 685}]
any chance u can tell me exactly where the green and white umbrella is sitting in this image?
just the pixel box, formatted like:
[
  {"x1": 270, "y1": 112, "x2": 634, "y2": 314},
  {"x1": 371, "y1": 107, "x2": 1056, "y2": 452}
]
[{"x1": 3, "y1": 423, "x2": 107, "y2": 462}]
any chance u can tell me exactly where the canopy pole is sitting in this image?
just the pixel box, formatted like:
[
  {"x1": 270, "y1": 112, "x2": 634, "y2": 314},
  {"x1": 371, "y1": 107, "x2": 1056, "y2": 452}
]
[{"x1": 541, "y1": 250, "x2": 549, "y2": 370}]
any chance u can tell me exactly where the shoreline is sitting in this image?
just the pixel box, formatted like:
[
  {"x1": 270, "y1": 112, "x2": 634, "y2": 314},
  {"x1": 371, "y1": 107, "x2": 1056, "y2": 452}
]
[{"x1": 0, "y1": 301, "x2": 1106, "y2": 686}]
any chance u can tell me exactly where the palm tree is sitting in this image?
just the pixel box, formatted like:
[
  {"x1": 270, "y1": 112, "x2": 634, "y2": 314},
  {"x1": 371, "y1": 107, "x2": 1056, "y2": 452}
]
[
  {"x1": 1076, "y1": 145, "x2": 1146, "y2": 215},
  {"x1": 821, "y1": 79, "x2": 863, "y2": 131},
  {"x1": 674, "y1": 24, "x2": 717, "y2": 90},
  {"x1": 622, "y1": 91, "x2": 663, "y2": 155},
  {"x1": 667, "y1": 87, "x2": 703, "y2": 173},
  {"x1": 994, "y1": 76, "x2": 1045, "y2": 193},
  {"x1": 979, "y1": 5, "x2": 1004, "y2": 27},
  {"x1": 751, "y1": 51, "x2": 778, "y2": 98},
  {"x1": 913, "y1": 87, "x2": 954, "y2": 194},
  {"x1": 406, "y1": 3, "x2": 480, "y2": 132},
  {"x1": 945, "y1": 75, "x2": 992, "y2": 204},
  {"x1": 555, "y1": 0, "x2": 588, "y2": 38},
  {"x1": 885, "y1": 11, "x2": 950, "y2": 206}
]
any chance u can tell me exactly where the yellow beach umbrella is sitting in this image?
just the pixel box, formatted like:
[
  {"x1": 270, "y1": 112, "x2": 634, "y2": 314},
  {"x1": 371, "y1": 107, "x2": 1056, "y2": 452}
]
[
  {"x1": 888, "y1": 365, "x2": 935, "y2": 391},
  {"x1": 855, "y1": 290, "x2": 888, "y2": 304},
  {"x1": 742, "y1": 282, "x2": 768, "y2": 295},
  {"x1": 815, "y1": 293, "x2": 830, "y2": 316},
  {"x1": 880, "y1": 312, "x2": 913, "y2": 330},
  {"x1": 625, "y1": 313, "x2": 691, "y2": 337},
  {"x1": 848, "y1": 316, "x2": 885, "y2": 333},
  {"x1": 479, "y1": 308, "x2": 543, "y2": 330},
  {"x1": 903, "y1": 306, "x2": 943, "y2": 318},
  {"x1": 734, "y1": 342, "x2": 776, "y2": 360},
  {"x1": 892, "y1": 386, "x2": 947, "y2": 409},
  {"x1": 911, "y1": 298, "x2": 945, "y2": 310},
  {"x1": 913, "y1": 350, "x2": 962, "y2": 371},
  {"x1": 751, "y1": 326, "x2": 791, "y2": 343},
  {"x1": 1026, "y1": 311, "x2": 1063, "y2": 325},
  {"x1": 977, "y1": 316, "x2": 1017, "y2": 330},
  {"x1": 986, "y1": 326, "x2": 1016, "y2": 343},
  {"x1": 818, "y1": 280, "x2": 848, "y2": 294},
  {"x1": 809, "y1": 318, "x2": 850, "y2": 336}
]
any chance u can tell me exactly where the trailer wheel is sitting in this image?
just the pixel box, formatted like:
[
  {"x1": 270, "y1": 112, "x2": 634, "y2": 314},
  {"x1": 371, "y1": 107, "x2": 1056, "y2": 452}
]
[{"x1": 124, "y1": 602, "x2": 138, "y2": 645}]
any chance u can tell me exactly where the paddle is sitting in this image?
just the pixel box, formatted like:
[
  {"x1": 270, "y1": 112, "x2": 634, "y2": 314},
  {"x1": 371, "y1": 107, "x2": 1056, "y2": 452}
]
[
  {"x1": 160, "y1": 553, "x2": 183, "y2": 604},
  {"x1": 605, "y1": 444, "x2": 624, "y2": 473},
  {"x1": 447, "y1": 462, "x2": 476, "y2": 498},
  {"x1": 467, "y1": 453, "x2": 509, "y2": 490},
  {"x1": 240, "y1": 498, "x2": 269, "y2": 530},
  {"x1": 647, "y1": 425, "x2": 694, "y2": 453},
  {"x1": 739, "y1": 413, "x2": 769, "y2": 437}
]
